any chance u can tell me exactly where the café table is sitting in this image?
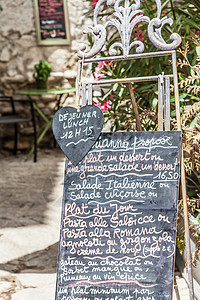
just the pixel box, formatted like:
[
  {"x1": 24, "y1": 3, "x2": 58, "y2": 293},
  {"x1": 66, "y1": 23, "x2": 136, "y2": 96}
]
[{"x1": 15, "y1": 87, "x2": 76, "y2": 160}]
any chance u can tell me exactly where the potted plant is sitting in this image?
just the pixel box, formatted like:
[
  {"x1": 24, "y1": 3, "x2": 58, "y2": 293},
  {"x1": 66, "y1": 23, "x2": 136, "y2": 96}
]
[{"x1": 33, "y1": 60, "x2": 52, "y2": 89}]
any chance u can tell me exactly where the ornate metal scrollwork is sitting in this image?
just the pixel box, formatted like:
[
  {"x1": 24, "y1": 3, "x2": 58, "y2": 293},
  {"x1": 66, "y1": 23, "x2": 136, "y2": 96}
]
[
  {"x1": 148, "y1": 0, "x2": 182, "y2": 51},
  {"x1": 77, "y1": 0, "x2": 181, "y2": 59}
]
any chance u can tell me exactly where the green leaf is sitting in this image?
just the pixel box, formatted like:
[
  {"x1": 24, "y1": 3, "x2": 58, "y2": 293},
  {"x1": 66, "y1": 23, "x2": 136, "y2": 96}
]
[
  {"x1": 185, "y1": 25, "x2": 191, "y2": 35},
  {"x1": 190, "y1": 68, "x2": 195, "y2": 77},
  {"x1": 189, "y1": 94, "x2": 200, "y2": 101},
  {"x1": 161, "y1": 0, "x2": 169, "y2": 10},
  {"x1": 179, "y1": 93, "x2": 189, "y2": 101},
  {"x1": 113, "y1": 83, "x2": 118, "y2": 92},
  {"x1": 152, "y1": 98, "x2": 158, "y2": 112},
  {"x1": 196, "y1": 46, "x2": 200, "y2": 57},
  {"x1": 119, "y1": 87, "x2": 125, "y2": 98},
  {"x1": 189, "y1": 115, "x2": 197, "y2": 128},
  {"x1": 194, "y1": 216, "x2": 200, "y2": 223},
  {"x1": 181, "y1": 16, "x2": 200, "y2": 30},
  {"x1": 102, "y1": 89, "x2": 113, "y2": 101},
  {"x1": 179, "y1": 73, "x2": 186, "y2": 81},
  {"x1": 171, "y1": 107, "x2": 184, "y2": 117},
  {"x1": 193, "y1": 0, "x2": 200, "y2": 10}
]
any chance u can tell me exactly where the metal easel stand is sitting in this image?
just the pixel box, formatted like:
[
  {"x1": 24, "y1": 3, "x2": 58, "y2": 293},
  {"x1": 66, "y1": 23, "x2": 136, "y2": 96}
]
[
  {"x1": 172, "y1": 51, "x2": 195, "y2": 300},
  {"x1": 158, "y1": 66, "x2": 195, "y2": 300},
  {"x1": 76, "y1": 1, "x2": 194, "y2": 298}
]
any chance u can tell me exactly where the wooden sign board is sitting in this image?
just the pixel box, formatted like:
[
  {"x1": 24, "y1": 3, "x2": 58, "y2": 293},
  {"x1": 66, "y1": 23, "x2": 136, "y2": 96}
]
[
  {"x1": 34, "y1": 0, "x2": 70, "y2": 46},
  {"x1": 56, "y1": 131, "x2": 181, "y2": 300}
]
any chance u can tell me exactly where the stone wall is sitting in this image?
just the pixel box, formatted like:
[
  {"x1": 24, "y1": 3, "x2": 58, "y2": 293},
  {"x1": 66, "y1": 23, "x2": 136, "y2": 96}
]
[{"x1": 0, "y1": 0, "x2": 92, "y2": 152}]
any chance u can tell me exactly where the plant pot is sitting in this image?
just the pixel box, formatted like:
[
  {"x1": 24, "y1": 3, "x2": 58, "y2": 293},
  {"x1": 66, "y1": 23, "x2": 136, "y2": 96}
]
[
  {"x1": 36, "y1": 79, "x2": 48, "y2": 89},
  {"x1": 176, "y1": 214, "x2": 200, "y2": 300}
]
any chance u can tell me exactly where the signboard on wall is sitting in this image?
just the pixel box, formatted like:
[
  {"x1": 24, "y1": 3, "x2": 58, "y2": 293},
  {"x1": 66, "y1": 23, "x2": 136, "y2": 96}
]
[
  {"x1": 55, "y1": 131, "x2": 181, "y2": 300},
  {"x1": 34, "y1": 0, "x2": 70, "y2": 45}
]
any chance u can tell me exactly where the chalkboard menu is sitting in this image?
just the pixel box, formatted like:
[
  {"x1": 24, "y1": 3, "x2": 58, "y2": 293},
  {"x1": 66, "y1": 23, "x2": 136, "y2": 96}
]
[
  {"x1": 34, "y1": 0, "x2": 70, "y2": 45},
  {"x1": 56, "y1": 131, "x2": 181, "y2": 300},
  {"x1": 52, "y1": 105, "x2": 104, "y2": 166}
]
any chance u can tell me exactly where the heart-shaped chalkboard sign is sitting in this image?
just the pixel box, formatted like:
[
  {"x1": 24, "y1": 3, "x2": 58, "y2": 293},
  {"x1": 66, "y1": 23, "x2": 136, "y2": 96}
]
[{"x1": 52, "y1": 105, "x2": 104, "y2": 165}]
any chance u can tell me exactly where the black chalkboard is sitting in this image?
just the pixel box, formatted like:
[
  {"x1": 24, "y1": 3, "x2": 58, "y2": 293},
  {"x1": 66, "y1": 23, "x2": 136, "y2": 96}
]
[
  {"x1": 55, "y1": 131, "x2": 181, "y2": 300},
  {"x1": 52, "y1": 105, "x2": 104, "y2": 166},
  {"x1": 34, "y1": 0, "x2": 70, "y2": 45}
]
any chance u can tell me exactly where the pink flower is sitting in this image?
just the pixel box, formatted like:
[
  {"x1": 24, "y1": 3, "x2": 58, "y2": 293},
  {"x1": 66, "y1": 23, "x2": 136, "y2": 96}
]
[
  {"x1": 90, "y1": 0, "x2": 106, "y2": 9},
  {"x1": 97, "y1": 61, "x2": 105, "y2": 69},
  {"x1": 130, "y1": 13, "x2": 143, "y2": 23},
  {"x1": 95, "y1": 100, "x2": 111, "y2": 112},
  {"x1": 135, "y1": 30, "x2": 145, "y2": 42},
  {"x1": 93, "y1": 72, "x2": 103, "y2": 80},
  {"x1": 109, "y1": 93, "x2": 114, "y2": 101},
  {"x1": 90, "y1": 0, "x2": 98, "y2": 8},
  {"x1": 139, "y1": 37, "x2": 145, "y2": 42},
  {"x1": 192, "y1": 29, "x2": 200, "y2": 35}
]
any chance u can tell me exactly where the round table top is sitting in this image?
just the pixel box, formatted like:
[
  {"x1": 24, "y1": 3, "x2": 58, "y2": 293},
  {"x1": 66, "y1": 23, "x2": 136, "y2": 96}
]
[{"x1": 15, "y1": 87, "x2": 76, "y2": 96}]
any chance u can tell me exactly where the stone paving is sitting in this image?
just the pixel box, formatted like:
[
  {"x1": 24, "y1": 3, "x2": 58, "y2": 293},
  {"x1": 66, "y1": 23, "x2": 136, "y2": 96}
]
[
  {"x1": 0, "y1": 148, "x2": 191, "y2": 299},
  {"x1": 0, "y1": 148, "x2": 64, "y2": 299}
]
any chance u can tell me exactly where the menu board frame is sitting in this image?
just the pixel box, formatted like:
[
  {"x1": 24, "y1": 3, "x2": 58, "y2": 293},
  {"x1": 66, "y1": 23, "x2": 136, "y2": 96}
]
[
  {"x1": 34, "y1": 0, "x2": 70, "y2": 46},
  {"x1": 55, "y1": 131, "x2": 181, "y2": 300}
]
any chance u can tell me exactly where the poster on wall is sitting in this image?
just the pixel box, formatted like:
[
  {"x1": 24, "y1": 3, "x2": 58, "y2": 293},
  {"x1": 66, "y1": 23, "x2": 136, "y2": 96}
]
[{"x1": 34, "y1": 0, "x2": 70, "y2": 45}]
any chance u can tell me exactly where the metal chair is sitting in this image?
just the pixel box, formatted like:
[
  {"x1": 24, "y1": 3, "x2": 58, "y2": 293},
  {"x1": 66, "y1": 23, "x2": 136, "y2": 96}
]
[{"x1": 0, "y1": 96, "x2": 37, "y2": 162}]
